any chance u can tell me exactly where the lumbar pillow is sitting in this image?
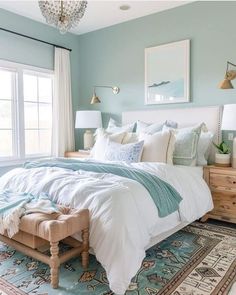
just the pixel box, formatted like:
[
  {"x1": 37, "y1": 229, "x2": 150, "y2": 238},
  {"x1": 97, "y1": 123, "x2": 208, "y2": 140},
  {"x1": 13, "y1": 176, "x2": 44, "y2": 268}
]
[
  {"x1": 106, "y1": 118, "x2": 135, "y2": 133},
  {"x1": 139, "y1": 130, "x2": 172, "y2": 163},
  {"x1": 104, "y1": 140, "x2": 144, "y2": 163}
]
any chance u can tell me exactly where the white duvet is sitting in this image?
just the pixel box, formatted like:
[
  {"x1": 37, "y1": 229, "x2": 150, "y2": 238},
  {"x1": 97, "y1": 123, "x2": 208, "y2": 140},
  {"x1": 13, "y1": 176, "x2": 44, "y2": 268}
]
[{"x1": 0, "y1": 161, "x2": 213, "y2": 294}]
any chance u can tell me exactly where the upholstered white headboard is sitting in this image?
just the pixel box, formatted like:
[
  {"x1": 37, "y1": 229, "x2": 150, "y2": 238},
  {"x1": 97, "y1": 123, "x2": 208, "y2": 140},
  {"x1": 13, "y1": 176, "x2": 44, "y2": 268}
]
[{"x1": 122, "y1": 106, "x2": 223, "y2": 163}]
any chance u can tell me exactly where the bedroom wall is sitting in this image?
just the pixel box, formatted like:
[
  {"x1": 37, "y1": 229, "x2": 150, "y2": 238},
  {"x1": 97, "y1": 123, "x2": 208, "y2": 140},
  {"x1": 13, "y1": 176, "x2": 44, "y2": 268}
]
[
  {"x1": 76, "y1": 1, "x2": 236, "y2": 149},
  {"x1": 0, "y1": 8, "x2": 79, "y2": 175}
]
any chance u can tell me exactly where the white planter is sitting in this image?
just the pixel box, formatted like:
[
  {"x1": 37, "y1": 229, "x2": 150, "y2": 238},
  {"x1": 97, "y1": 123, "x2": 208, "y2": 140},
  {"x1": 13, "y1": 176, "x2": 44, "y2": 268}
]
[{"x1": 215, "y1": 153, "x2": 231, "y2": 167}]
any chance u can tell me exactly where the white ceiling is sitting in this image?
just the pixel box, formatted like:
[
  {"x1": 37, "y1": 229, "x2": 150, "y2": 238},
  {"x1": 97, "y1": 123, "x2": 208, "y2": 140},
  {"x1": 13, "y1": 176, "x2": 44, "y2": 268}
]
[{"x1": 0, "y1": 1, "x2": 191, "y2": 35}]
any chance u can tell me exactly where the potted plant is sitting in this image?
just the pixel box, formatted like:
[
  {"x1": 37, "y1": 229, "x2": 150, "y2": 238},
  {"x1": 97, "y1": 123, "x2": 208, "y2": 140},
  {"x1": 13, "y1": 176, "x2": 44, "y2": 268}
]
[{"x1": 213, "y1": 141, "x2": 231, "y2": 166}]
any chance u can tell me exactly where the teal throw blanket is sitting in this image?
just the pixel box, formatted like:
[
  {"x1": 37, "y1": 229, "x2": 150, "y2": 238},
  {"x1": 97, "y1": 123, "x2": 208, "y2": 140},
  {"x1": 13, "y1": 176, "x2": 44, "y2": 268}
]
[
  {"x1": 0, "y1": 190, "x2": 59, "y2": 238},
  {"x1": 23, "y1": 158, "x2": 182, "y2": 218}
]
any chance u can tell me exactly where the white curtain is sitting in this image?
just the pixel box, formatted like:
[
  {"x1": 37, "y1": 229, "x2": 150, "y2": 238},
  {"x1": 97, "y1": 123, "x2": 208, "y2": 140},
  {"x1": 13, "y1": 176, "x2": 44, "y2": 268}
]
[{"x1": 52, "y1": 47, "x2": 75, "y2": 157}]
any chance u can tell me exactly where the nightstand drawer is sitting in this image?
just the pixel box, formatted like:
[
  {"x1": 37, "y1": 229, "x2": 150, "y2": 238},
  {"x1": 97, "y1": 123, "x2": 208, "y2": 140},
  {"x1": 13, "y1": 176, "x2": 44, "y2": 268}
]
[
  {"x1": 210, "y1": 173, "x2": 236, "y2": 190},
  {"x1": 212, "y1": 192, "x2": 236, "y2": 216},
  {"x1": 202, "y1": 166, "x2": 236, "y2": 224}
]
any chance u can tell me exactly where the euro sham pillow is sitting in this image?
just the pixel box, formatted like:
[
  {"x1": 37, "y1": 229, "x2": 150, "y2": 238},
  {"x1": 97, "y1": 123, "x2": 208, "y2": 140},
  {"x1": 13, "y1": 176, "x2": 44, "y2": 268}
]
[
  {"x1": 104, "y1": 140, "x2": 144, "y2": 163},
  {"x1": 136, "y1": 120, "x2": 178, "y2": 135},
  {"x1": 139, "y1": 130, "x2": 172, "y2": 163},
  {"x1": 136, "y1": 121, "x2": 163, "y2": 134},
  {"x1": 106, "y1": 118, "x2": 135, "y2": 133}
]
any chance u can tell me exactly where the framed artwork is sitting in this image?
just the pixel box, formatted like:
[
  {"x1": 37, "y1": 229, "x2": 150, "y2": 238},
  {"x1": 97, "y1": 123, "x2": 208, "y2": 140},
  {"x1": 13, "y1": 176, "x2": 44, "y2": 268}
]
[{"x1": 145, "y1": 39, "x2": 190, "y2": 105}]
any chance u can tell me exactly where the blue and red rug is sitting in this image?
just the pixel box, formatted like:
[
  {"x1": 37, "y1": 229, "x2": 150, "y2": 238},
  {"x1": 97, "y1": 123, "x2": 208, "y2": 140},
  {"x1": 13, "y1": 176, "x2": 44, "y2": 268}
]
[{"x1": 0, "y1": 222, "x2": 235, "y2": 295}]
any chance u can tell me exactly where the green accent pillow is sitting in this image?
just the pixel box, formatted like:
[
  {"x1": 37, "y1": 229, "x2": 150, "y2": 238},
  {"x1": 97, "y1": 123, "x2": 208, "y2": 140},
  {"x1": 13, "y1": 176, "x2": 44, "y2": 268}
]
[{"x1": 173, "y1": 124, "x2": 203, "y2": 166}]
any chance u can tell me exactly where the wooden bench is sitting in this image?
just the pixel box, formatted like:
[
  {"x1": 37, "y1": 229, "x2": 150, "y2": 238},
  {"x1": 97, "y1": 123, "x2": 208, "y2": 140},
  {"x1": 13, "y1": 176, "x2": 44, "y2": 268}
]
[{"x1": 0, "y1": 208, "x2": 89, "y2": 289}]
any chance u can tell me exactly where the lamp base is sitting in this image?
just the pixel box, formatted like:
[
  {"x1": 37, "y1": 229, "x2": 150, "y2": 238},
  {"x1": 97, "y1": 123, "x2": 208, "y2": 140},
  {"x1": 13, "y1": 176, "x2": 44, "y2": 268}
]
[
  {"x1": 83, "y1": 130, "x2": 94, "y2": 150},
  {"x1": 232, "y1": 137, "x2": 236, "y2": 169}
]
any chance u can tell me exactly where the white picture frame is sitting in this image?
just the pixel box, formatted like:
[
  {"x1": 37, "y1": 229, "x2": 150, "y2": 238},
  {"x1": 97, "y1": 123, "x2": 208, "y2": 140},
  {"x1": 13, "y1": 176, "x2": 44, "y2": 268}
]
[{"x1": 145, "y1": 39, "x2": 190, "y2": 105}]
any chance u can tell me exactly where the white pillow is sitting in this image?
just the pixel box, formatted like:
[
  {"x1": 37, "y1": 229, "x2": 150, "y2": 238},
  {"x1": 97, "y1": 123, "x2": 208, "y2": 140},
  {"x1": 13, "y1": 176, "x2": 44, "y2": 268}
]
[
  {"x1": 106, "y1": 118, "x2": 135, "y2": 133},
  {"x1": 197, "y1": 131, "x2": 214, "y2": 166},
  {"x1": 139, "y1": 130, "x2": 172, "y2": 163},
  {"x1": 104, "y1": 140, "x2": 144, "y2": 163},
  {"x1": 91, "y1": 136, "x2": 109, "y2": 160},
  {"x1": 94, "y1": 128, "x2": 126, "y2": 143},
  {"x1": 91, "y1": 129, "x2": 126, "y2": 160},
  {"x1": 122, "y1": 132, "x2": 139, "y2": 144}
]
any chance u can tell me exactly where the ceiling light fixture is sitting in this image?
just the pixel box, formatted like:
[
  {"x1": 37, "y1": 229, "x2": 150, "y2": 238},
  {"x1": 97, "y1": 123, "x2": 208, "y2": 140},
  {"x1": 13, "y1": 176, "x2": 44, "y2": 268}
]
[
  {"x1": 119, "y1": 5, "x2": 131, "y2": 11},
  {"x1": 38, "y1": 0, "x2": 87, "y2": 34}
]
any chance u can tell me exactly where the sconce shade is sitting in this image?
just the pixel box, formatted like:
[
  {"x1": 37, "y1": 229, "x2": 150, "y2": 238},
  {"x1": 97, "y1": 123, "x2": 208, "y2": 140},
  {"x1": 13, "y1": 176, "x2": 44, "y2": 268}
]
[
  {"x1": 219, "y1": 62, "x2": 236, "y2": 89},
  {"x1": 90, "y1": 94, "x2": 101, "y2": 104},
  {"x1": 221, "y1": 104, "x2": 236, "y2": 130},
  {"x1": 75, "y1": 110, "x2": 102, "y2": 129},
  {"x1": 219, "y1": 78, "x2": 234, "y2": 89},
  {"x1": 90, "y1": 85, "x2": 120, "y2": 104}
]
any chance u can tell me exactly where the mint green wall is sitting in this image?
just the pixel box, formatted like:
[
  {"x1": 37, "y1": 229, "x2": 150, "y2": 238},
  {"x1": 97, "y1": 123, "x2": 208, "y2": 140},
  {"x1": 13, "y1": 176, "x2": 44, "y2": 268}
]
[
  {"x1": 0, "y1": 8, "x2": 79, "y2": 175},
  {"x1": 77, "y1": 1, "x2": 236, "y2": 149}
]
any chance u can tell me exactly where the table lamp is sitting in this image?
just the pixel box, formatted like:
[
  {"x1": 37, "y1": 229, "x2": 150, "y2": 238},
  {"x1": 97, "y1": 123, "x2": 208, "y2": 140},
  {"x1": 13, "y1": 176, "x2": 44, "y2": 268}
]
[
  {"x1": 221, "y1": 104, "x2": 236, "y2": 168},
  {"x1": 75, "y1": 110, "x2": 102, "y2": 150}
]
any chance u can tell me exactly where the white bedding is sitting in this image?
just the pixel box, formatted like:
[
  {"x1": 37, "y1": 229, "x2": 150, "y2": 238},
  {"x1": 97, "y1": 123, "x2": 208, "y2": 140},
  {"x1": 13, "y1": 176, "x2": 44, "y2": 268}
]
[{"x1": 0, "y1": 161, "x2": 213, "y2": 294}]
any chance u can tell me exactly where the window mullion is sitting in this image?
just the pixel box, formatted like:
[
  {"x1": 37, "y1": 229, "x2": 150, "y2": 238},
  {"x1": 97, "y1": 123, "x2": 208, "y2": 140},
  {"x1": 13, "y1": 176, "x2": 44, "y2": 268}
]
[
  {"x1": 11, "y1": 72, "x2": 17, "y2": 158},
  {"x1": 17, "y1": 68, "x2": 25, "y2": 159},
  {"x1": 37, "y1": 76, "x2": 40, "y2": 153}
]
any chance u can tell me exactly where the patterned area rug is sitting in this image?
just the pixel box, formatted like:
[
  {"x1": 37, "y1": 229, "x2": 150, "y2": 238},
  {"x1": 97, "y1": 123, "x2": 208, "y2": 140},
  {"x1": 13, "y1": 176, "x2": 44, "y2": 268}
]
[{"x1": 0, "y1": 222, "x2": 235, "y2": 295}]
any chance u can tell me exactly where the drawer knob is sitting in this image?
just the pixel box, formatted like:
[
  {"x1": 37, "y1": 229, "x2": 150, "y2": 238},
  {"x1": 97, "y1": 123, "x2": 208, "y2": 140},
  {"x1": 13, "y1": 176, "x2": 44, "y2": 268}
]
[
  {"x1": 233, "y1": 181, "x2": 236, "y2": 184},
  {"x1": 233, "y1": 202, "x2": 236, "y2": 205}
]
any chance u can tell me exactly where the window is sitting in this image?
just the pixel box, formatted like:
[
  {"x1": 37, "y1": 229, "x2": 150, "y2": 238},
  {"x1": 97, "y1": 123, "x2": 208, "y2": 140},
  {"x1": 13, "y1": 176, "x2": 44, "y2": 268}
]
[
  {"x1": 0, "y1": 60, "x2": 53, "y2": 164},
  {"x1": 0, "y1": 69, "x2": 16, "y2": 158}
]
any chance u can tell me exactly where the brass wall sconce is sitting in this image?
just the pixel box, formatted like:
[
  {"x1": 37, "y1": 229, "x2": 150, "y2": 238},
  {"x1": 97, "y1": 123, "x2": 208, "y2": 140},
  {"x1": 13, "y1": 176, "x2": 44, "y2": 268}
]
[
  {"x1": 219, "y1": 61, "x2": 236, "y2": 89},
  {"x1": 90, "y1": 85, "x2": 120, "y2": 104}
]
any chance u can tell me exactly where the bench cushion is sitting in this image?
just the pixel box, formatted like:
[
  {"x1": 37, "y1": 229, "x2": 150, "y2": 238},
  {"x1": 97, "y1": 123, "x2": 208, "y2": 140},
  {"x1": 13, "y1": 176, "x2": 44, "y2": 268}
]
[{"x1": 18, "y1": 208, "x2": 89, "y2": 243}]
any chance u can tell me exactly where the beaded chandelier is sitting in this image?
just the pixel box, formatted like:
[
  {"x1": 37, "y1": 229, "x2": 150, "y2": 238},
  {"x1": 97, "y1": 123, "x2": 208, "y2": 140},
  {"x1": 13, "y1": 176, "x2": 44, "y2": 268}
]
[{"x1": 38, "y1": 1, "x2": 87, "y2": 34}]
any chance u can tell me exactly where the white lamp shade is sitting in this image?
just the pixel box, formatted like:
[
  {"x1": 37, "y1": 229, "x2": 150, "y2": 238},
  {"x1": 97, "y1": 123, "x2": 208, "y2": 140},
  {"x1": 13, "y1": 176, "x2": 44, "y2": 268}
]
[
  {"x1": 75, "y1": 111, "x2": 102, "y2": 129},
  {"x1": 221, "y1": 104, "x2": 236, "y2": 131}
]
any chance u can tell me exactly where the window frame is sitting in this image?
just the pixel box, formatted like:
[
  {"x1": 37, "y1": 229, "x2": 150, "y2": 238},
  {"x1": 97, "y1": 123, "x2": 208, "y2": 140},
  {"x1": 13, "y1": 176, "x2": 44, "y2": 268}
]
[{"x1": 0, "y1": 59, "x2": 54, "y2": 167}]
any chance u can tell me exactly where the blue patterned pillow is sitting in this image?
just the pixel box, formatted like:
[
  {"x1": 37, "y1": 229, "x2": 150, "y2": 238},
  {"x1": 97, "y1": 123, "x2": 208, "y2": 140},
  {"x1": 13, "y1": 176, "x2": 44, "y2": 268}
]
[{"x1": 104, "y1": 140, "x2": 144, "y2": 163}]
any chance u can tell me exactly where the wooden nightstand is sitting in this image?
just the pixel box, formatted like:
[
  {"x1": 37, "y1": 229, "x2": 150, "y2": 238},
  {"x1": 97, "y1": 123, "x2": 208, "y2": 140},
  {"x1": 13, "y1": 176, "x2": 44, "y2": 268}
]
[
  {"x1": 64, "y1": 151, "x2": 90, "y2": 158},
  {"x1": 201, "y1": 165, "x2": 236, "y2": 224}
]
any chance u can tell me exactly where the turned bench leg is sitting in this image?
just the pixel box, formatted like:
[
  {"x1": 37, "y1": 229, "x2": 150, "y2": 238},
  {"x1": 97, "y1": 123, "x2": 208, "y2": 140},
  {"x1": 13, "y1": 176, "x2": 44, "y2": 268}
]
[
  {"x1": 50, "y1": 241, "x2": 60, "y2": 288},
  {"x1": 81, "y1": 228, "x2": 89, "y2": 269}
]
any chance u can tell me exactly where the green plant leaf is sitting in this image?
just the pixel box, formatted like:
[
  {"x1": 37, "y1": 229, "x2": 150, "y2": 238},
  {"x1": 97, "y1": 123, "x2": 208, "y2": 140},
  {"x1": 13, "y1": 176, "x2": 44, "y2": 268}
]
[{"x1": 212, "y1": 141, "x2": 230, "y2": 154}]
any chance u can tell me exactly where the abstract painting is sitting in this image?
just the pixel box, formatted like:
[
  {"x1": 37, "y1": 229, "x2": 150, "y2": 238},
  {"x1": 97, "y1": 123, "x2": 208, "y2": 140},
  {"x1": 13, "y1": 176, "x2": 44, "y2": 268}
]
[{"x1": 145, "y1": 39, "x2": 190, "y2": 105}]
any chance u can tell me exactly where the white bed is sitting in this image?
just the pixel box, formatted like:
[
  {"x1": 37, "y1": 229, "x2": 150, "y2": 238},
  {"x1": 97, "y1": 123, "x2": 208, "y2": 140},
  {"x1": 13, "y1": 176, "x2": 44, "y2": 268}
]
[{"x1": 0, "y1": 106, "x2": 222, "y2": 295}]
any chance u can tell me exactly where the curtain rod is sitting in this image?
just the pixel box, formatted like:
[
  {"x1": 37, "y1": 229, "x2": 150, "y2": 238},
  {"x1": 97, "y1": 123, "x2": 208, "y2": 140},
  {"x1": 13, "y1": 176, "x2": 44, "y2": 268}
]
[{"x1": 0, "y1": 27, "x2": 72, "y2": 52}]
